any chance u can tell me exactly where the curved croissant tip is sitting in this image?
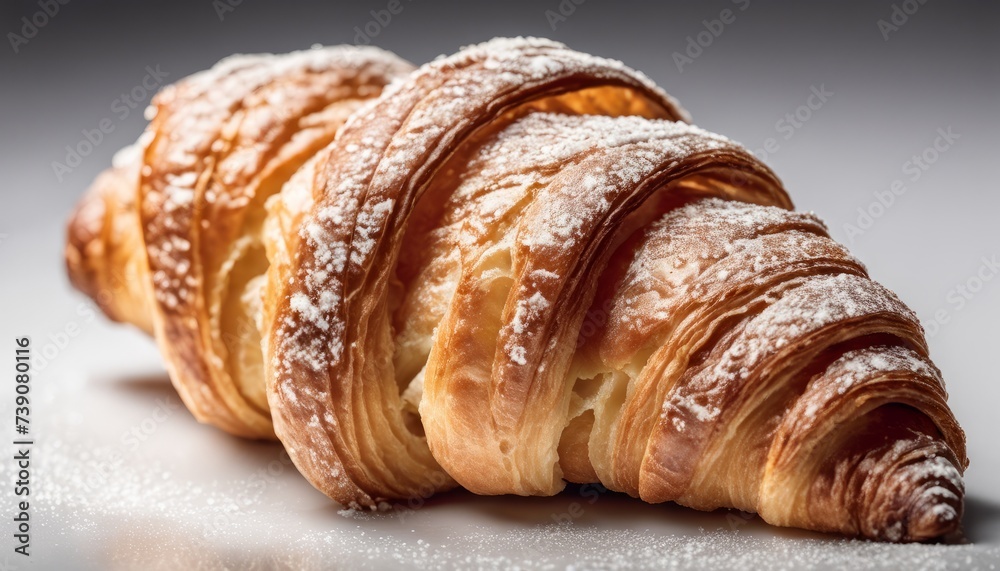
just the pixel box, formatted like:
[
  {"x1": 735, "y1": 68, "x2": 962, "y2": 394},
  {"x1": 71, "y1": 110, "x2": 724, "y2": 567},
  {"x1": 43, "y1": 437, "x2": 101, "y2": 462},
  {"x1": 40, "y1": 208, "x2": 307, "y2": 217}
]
[
  {"x1": 871, "y1": 453, "x2": 965, "y2": 542},
  {"x1": 65, "y1": 182, "x2": 106, "y2": 297},
  {"x1": 902, "y1": 481, "x2": 963, "y2": 542}
]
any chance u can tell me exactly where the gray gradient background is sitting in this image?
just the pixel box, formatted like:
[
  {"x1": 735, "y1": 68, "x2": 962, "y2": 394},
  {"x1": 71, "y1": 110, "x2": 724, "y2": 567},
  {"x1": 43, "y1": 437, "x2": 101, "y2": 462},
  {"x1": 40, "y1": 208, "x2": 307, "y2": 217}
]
[{"x1": 1, "y1": 0, "x2": 998, "y2": 569}]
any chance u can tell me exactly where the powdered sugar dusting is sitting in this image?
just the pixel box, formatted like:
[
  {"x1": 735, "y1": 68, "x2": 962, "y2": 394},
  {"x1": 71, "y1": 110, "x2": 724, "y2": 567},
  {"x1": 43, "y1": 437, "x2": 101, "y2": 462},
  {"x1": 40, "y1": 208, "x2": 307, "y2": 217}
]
[
  {"x1": 826, "y1": 345, "x2": 941, "y2": 395},
  {"x1": 656, "y1": 271, "x2": 921, "y2": 465},
  {"x1": 111, "y1": 35, "x2": 970, "y2": 539},
  {"x1": 601, "y1": 198, "x2": 843, "y2": 358},
  {"x1": 142, "y1": 45, "x2": 413, "y2": 314},
  {"x1": 708, "y1": 273, "x2": 915, "y2": 391},
  {"x1": 266, "y1": 36, "x2": 695, "y2": 501}
]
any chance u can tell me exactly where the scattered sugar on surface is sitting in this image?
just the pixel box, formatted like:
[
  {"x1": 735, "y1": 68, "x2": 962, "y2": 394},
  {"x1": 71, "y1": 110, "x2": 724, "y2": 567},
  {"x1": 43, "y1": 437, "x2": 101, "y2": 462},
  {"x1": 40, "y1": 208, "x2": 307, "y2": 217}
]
[
  {"x1": 269, "y1": 35, "x2": 705, "y2": 425},
  {"x1": 22, "y1": 429, "x2": 995, "y2": 570},
  {"x1": 6, "y1": 381, "x2": 995, "y2": 569},
  {"x1": 141, "y1": 44, "x2": 412, "y2": 312}
]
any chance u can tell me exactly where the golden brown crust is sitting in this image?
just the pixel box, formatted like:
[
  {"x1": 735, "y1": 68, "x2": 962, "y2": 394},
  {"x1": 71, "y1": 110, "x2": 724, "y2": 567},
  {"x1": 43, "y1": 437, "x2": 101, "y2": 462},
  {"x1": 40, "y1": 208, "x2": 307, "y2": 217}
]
[
  {"x1": 264, "y1": 37, "x2": 691, "y2": 506},
  {"x1": 141, "y1": 47, "x2": 413, "y2": 438},
  {"x1": 68, "y1": 38, "x2": 968, "y2": 542},
  {"x1": 67, "y1": 46, "x2": 414, "y2": 438}
]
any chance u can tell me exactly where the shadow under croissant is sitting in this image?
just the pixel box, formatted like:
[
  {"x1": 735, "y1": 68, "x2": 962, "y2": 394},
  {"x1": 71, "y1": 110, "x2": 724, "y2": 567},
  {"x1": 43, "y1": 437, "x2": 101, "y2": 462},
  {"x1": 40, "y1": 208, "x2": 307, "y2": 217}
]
[
  {"x1": 103, "y1": 374, "x2": 990, "y2": 545},
  {"x1": 363, "y1": 487, "x2": 849, "y2": 540},
  {"x1": 352, "y1": 487, "x2": 999, "y2": 546},
  {"x1": 106, "y1": 372, "x2": 176, "y2": 396},
  {"x1": 105, "y1": 372, "x2": 289, "y2": 461},
  {"x1": 960, "y1": 496, "x2": 1000, "y2": 544}
]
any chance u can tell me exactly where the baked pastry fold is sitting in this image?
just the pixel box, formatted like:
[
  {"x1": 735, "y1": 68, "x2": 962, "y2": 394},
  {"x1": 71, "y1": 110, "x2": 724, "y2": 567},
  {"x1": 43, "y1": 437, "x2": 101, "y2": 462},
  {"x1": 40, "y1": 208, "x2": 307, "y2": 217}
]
[{"x1": 68, "y1": 46, "x2": 414, "y2": 438}]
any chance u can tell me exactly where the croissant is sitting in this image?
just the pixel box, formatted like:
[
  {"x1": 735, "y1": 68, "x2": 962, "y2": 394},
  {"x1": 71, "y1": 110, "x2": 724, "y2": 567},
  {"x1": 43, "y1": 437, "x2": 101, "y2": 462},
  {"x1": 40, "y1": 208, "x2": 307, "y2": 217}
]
[{"x1": 65, "y1": 38, "x2": 968, "y2": 542}]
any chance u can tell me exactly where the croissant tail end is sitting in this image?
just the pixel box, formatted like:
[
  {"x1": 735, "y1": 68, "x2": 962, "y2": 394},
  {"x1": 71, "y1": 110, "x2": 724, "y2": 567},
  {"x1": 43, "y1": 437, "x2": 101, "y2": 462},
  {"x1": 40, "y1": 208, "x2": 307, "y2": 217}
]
[
  {"x1": 65, "y1": 183, "x2": 107, "y2": 306},
  {"x1": 872, "y1": 459, "x2": 965, "y2": 542},
  {"x1": 765, "y1": 402, "x2": 966, "y2": 542},
  {"x1": 904, "y1": 485, "x2": 963, "y2": 542},
  {"x1": 862, "y1": 411, "x2": 966, "y2": 543}
]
